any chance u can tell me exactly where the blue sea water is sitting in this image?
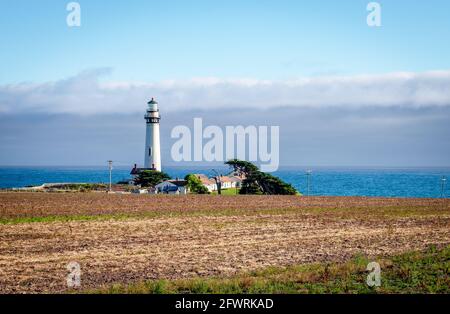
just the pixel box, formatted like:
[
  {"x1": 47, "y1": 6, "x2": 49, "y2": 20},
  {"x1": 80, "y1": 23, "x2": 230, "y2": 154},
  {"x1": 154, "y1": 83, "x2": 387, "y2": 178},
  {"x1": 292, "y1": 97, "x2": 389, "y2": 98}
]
[{"x1": 0, "y1": 166, "x2": 448, "y2": 198}]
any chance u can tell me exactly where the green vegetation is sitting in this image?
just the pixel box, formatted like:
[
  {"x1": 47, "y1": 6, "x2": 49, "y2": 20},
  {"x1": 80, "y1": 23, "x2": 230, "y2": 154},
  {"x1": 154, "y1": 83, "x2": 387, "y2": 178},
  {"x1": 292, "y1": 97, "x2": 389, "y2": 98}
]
[
  {"x1": 133, "y1": 170, "x2": 171, "y2": 187},
  {"x1": 0, "y1": 207, "x2": 297, "y2": 225},
  {"x1": 225, "y1": 159, "x2": 298, "y2": 195},
  {"x1": 89, "y1": 245, "x2": 450, "y2": 294},
  {"x1": 184, "y1": 174, "x2": 209, "y2": 194},
  {"x1": 53, "y1": 183, "x2": 107, "y2": 192},
  {"x1": 0, "y1": 214, "x2": 122, "y2": 224},
  {"x1": 212, "y1": 188, "x2": 240, "y2": 195}
]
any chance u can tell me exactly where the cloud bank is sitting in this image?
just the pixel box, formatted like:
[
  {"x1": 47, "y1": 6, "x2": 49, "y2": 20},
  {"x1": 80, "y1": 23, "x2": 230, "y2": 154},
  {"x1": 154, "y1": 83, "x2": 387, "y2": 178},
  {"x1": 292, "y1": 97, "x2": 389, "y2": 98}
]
[{"x1": 1, "y1": 69, "x2": 450, "y2": 115}]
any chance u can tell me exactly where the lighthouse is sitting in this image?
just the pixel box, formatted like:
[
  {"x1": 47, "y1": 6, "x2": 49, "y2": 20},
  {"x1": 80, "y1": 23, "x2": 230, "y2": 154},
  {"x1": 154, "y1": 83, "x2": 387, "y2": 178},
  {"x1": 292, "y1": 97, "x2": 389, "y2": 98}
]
[{"x1": 144, "y1": 97, "x2": 162, "y2": 171}]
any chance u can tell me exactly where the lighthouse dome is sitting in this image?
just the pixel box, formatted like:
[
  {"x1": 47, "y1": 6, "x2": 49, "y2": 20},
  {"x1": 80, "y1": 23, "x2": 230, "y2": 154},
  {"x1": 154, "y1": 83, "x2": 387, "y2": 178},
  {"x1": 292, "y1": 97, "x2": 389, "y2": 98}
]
[{"x1": 147, "y1": 97, "x2": 159, "y2": 111}]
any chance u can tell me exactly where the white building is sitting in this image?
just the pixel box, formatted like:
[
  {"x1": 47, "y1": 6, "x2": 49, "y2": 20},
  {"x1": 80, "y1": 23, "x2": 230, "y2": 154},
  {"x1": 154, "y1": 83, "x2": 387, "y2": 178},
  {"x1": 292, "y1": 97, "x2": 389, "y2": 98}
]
[
  {"x1": 191, "y1": 174, "x2": 242, "y2": 192},
  {"x1": 155, "y1": 180, "x2": 188, "y2": 195},
  {"x1": 131, "y1": 188, "x2": 149, "y2": 194},
  {"x1": 144, "y1": 98, "x2": 161, "y2": 171}
]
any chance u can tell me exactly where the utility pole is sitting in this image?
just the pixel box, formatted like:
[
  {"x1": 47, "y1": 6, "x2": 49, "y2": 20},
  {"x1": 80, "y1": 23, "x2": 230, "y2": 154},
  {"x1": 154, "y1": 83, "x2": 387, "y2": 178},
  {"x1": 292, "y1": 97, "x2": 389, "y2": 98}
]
[
  {"x1": 108, "y1": 160, "x2": 113, "y2": 192},
  {"x1": 441, "y1": 176, "x2": 447, "y2": 198},
  {"x1": 212, "y1": 169, "x2": 222, "y2": 195},
  {"x1": 306, "y1": 170, "x2": 312, "y2": 196}
]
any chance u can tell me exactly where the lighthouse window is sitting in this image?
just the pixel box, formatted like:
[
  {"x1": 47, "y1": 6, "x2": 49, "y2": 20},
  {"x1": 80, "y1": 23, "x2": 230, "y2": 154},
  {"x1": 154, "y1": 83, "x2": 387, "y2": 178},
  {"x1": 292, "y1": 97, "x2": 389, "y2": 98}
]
[{"x1": 149, "y1": 147, "x2": 152, "y2": 157}]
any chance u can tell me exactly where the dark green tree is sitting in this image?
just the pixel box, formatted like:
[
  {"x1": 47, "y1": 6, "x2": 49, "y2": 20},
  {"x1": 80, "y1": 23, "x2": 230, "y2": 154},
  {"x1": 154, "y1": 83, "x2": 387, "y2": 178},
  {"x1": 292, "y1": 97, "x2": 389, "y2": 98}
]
[
  {"x1": 225, "y1": 159, "x2": 298, "y2": 195},
  {"x1": 225, "y1": 159, "x2": 259, "y2": 175},
  {"x1": 134, "y1": 170, "x2": 171, "y2": 187},
  {"x1": 184, "y1": 174, "x2": 209, "y2": 194}
]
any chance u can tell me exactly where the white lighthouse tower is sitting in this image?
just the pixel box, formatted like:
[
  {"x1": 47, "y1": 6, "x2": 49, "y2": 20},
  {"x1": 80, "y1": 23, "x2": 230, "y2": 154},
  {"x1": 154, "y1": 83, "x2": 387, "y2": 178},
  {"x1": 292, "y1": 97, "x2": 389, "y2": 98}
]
[{"x1": 144, "y1": 97, "x2": 161, "y2": 171}]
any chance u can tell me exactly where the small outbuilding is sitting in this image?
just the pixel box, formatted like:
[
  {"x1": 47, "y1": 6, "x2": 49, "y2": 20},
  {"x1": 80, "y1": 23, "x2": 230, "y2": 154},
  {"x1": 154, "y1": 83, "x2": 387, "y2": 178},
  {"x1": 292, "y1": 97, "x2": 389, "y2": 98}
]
[{"x1": 155, "y1": 179, "x2": 188, "y2": 195}]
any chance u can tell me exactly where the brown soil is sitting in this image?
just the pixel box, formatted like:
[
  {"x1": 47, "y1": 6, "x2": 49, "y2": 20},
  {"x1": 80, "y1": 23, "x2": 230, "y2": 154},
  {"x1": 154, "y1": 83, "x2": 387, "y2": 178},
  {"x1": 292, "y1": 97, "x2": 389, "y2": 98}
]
[{"x1": 0, "y1": 193, "x2": 449, "y2": 293}]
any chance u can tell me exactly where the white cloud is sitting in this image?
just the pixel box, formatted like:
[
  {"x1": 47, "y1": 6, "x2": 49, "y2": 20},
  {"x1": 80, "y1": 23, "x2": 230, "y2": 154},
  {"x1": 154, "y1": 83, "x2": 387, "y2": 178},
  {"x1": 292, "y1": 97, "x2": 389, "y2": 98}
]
[{"x1": 1, "y1": 69, "x2": 450, "y2": 115}]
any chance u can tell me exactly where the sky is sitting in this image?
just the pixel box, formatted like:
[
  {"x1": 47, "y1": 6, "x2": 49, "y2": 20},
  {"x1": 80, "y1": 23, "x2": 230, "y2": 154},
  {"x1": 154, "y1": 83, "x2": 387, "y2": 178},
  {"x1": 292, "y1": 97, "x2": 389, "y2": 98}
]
[{"x1": 0, "y1": 0, "x2": 449, "y2": 167}]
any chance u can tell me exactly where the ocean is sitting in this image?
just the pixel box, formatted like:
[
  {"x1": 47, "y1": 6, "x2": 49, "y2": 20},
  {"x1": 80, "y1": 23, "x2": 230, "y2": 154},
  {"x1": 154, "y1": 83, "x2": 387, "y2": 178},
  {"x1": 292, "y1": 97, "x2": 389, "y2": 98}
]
[{"x1": 0, "y1": 166, "x2": 448, "y2": 198}]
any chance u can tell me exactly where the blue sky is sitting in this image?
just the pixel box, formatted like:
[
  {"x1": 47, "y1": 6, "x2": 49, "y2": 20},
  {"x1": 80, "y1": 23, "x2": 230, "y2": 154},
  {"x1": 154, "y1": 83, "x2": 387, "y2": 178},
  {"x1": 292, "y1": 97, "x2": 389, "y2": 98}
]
[
  {"x1": 0, "y1": 0, "x2": 449, "y2": 167},
  {"x1": 1, "y1": 0, "x2": 450, "y2": 83}
]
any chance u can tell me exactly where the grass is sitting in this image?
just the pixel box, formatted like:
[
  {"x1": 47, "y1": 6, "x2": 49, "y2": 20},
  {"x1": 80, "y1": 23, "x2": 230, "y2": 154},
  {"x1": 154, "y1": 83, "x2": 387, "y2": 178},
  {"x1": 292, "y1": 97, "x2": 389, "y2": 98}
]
[
  {"x1": 0, "y1": 207, "x2": 303, "y2": 224},
  {"x1": 89, "y1": 245, "x2": 450, "y2": 294}
]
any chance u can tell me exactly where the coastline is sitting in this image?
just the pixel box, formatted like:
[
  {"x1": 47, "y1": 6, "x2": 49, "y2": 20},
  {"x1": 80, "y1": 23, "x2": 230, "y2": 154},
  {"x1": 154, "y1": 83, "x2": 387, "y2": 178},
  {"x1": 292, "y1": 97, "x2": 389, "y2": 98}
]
[{"x1": 1, "y1": 166, "x2": 449, "y2": 198}]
